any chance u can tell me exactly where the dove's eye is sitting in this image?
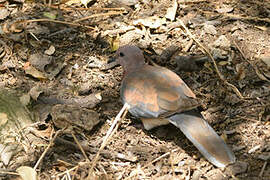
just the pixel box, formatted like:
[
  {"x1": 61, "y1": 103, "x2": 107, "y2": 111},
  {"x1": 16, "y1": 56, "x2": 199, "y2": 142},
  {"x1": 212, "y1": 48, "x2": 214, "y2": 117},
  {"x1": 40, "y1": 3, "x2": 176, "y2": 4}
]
[{"x1": 119, "y1": 52, "x2": 125, "y2": 57}]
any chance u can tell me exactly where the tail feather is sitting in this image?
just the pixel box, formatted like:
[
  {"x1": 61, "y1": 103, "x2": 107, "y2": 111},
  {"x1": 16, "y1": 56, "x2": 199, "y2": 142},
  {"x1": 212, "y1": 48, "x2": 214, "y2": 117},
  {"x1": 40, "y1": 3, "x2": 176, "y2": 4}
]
[{"x1": 169, "y1": 110, "x2": 235, "y2": 168}]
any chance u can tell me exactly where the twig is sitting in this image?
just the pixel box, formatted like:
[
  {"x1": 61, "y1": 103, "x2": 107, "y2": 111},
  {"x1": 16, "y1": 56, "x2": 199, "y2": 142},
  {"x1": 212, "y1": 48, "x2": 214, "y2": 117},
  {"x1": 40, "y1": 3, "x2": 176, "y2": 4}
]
[
  {"x1": 0, "y1": 171, "x2": 19, "y2": 176},
  {"x1": 20, "y1": 19, "x2": 96, "y2": 30},
  {"x1": 55, "y1": 164, "x2": 80, "y2": 178},
  {"x1": 49, "y1": 5, "x2": 126, "y2": 12},
  {"x1": 87, "y1": 103, "x2": 130, "y2": 178},
  {"x1": 259, "y1": 161, "x2": 267, "y2": 177},
  {"x1": 74, "y1": 11, "x2": 125, "y2": 23},
  {"x1": 179, "y1": 20, "x2": 244, "y2": 99},
  {"x1": 0, "y1": 39, "x2": 12, "y2": 60},
  {"x1": 125, "y1": 149, "x2": 179, "y2": 180},
  {"x1": 29, "y1": 32, "x2": 40, "y2": 41},
  {"x1": 34, "y1": 129, "x2": 62, "y2": 170},
  {"x1": 71, "y1": 132, "x2": 90, "y2": 162},
  {"x1": 203, "y1": 11, "x2": 270, "y2": 24},
  {"x1": 231, "y1": 38, "x2": 270, "y2": 83}
]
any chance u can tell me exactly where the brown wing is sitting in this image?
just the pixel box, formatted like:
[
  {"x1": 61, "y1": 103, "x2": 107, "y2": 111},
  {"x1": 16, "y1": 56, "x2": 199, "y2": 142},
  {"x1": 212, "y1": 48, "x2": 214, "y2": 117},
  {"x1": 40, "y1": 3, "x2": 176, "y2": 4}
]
[{"x1": 120, "y1": 65, "x2": 200, "y2": 118}]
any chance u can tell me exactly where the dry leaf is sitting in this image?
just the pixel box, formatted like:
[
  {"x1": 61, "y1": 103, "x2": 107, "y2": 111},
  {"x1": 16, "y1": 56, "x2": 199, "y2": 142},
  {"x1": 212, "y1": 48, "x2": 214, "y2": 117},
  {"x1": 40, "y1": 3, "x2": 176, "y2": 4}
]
[
  {"x1": 29, "y1": 53, "x2": 52, "y2": 72},
  {"x1": 204, "y1": 24, "x2": 217, "y2": 35},
  {"x1": 235, "y1": 63, "x2": 246, "y2": 80},
  {"x1": 0, "y1": 113, "x2": 8, "y2": 126},
  {"x1": 0, "y1": 144, "x2": 16, "y2": 165},
  {"x1": 218, "y1": 61, "x2": 228, "y2": 66},
  {"x1": 65, "y1": 0, "x2": 81, "y2": 5},
  {"x1": 216, "y1": 6, "x2": 234, "y2": 13},
  {"x1": 165, "y1": 0, "x2": 178, "y2": 21},
  {"x1": 43, "y1": 12, "x2": 57, "y2": 20},
  {"x1": 108, "y1": 34, "x2": 120, "y2": 52},
  {"x1": 261, "y1": 56, "x2": 270, "y2": 67},
  {"x1": 81, "y1": 0, "x2": 92, "y2": 8},
  {"x1": 29, "y1": 85, "x2": 44, "y2": 101},
  {"x1": 24, "y1": 62, "x2": 47, "y2": 80},
  {"x1": 19, "y1": 94, "x2": 31, "y2": 106},
  {"x1": 16, "y1": 166, "x2": 37, "y2": 180},
  {"x1": 65, "y1": 0, "x2": 81, "y2": 6},
  {"x1": 44, "y1": 45, "x2": 55, "y2": 55},
  {"x1": 0, "y1": 9, "x2": 10, "y2": 20},
  {"x1": 133, "y1": 16, "x2": 166, "y2": 29}
]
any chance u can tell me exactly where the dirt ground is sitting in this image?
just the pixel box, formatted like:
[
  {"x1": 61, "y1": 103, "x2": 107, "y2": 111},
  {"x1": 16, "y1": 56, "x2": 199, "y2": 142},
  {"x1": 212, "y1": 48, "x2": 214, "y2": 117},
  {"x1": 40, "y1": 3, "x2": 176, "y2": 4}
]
[{"x1": 0, "y1": 0, "x2": 269, "y2": 179}]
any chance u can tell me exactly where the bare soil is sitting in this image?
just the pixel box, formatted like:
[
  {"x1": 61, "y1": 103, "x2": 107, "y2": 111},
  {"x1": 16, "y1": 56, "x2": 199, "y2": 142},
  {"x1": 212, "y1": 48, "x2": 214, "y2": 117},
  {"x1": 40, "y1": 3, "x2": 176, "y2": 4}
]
[{"x1": 0, "y1": 0, "x2": 269, "y2": 179}]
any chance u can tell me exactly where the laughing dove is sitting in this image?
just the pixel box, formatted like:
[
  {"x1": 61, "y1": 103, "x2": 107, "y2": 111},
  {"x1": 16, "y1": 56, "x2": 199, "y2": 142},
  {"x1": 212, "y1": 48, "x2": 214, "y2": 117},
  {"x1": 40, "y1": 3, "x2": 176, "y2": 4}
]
[{"x1": 110, "y1": 45, "x2": 235, "y2": 167}]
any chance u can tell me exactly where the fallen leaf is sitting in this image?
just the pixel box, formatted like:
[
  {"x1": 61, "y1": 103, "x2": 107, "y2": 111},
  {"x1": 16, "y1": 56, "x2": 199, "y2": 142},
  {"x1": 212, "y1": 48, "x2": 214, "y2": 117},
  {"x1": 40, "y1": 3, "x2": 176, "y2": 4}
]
[
  {"x1": 261, "y1": 56, "x2": 270, "y2": 68},
  {"x1": 114, "y1": 0, "x2": 138, "y2": 6},
  {"x1": 204, "y1": 24, "x2": 217, "y2": 35},
  {"x1": 108, "y1": 34, "x2": 120, "y2": 52},
  {"x1": 213, "y1": 35, "x2": 231, "y2": 48},
  {"x1": 44, "y1": 45, "x2": 55, "y2": 55},
  {"x1": 165, "y1": 0, "x2": 178, "y2": 21},
  {"x1": 81, "y1": 0, "x2": 93, "y2": 8},
  {"x1": 255, "y1": 26, "x2": 268, "y2": 31},
  {"x1": 235, "y1": 63, "x2": 246, "y2": 80},
  {"x1": 24, "y1": 64, "x2": 47, "y2": 80},
  {"x1": 43, "y1": 12, "x2": 57, "y2": 20},
  {"x1": 65, "y1": 0, "x2": 81, "y2": 5},
  {"x1": 47, "y1": 62, "x2": 67, "y2": 80},
  {"x1": 0, "y1": 144, "x2": 16, "y2": 165},
  {"x1": 216, "y1": 6, "x2": 234, "y2": 13},
  {"x1": 133, "y1": 16, "x2": 166, "y2": 29},
  {"x1": 16, "y1": 166, "x2": 37, "y2": 180},
  {"x1": 29, "y1": 85, "x2": 44, "y2": 101},
  {"x1": 0, "y1": 9, "x2": 10, "y2": 20},
  {"x1": 29, "y1": 53, "x2": 52, "y2": 72},
  {"x1": 0, "y1": 113, "x2": 8, "y2": 126},
  {"x1": 20, "y1": 94, "x2": 31, "y2": 106},
  {"x1": 218, "y1": 61, "x2": 228, "y2": 66}
]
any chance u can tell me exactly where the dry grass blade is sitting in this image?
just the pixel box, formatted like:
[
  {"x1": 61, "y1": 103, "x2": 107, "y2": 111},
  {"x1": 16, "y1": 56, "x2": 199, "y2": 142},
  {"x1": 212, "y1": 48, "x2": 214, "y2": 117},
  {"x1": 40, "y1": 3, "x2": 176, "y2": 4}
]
[
  {"x1": 71, "y1": 133, "x2": 90, "y2": 162},
  {"x1": 20, "y1": 19, "x2": 96, "y2": 30},
  {"x1": 259, "y1": 162, "x2": 267, "y2": 177},
  {"x1": 87, "y1": 103, "x2": 130, "y2": 179},
  {"x1": 74, "y1": 11, "x2": 125, "y2": 23},
  {"x1": 34, "y1": 129, "x2": 62, "y2": 170},
  {"x1": 231, "y1": 38, "x2": 270, "y2": 83},
  {"x1": 179, "y1": 20, "x2": 244, "y2": 99},
  {"x1": 125, "y1": 149, "x2": 179, "y2": 180}
]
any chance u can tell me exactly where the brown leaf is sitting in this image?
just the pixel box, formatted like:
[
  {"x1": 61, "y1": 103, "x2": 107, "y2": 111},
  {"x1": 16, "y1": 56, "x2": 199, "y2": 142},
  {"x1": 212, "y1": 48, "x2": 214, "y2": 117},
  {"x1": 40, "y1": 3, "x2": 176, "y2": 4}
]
[
  {"x1": 16, "y1": 166, "x2": 37, "y2": 180},
  {"x1": 24, "y1": 63, "x2": 47, "y2": 80}
]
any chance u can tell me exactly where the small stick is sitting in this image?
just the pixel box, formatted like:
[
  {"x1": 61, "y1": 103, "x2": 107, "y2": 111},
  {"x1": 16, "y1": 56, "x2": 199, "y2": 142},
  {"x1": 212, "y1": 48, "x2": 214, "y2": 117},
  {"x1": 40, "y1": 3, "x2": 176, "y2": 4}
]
[
  {"x1": 202, "y1": 11, "x2": 270, "y2": 24},
  {"x1": 71, "y1": 132, "x2": 90, "y2": 162},
  {"x1": 0, "y1": 171, "x2": 19, "y2": 176},
  {"x1": 29, "y1": 32, "x2": 40, "y2": 41},
  {"x1": 74, "y1": 11, "x2": 125, "y2": 23},
  {"x1": 125, "y1": 148, "x2": 178, "y2": 180},
  {"x1": 34, "y1": 129, "x2": 62, "y2": 170},
  {"x1": 55, "y1": 165, "x2": 80, "y2": 178},
  {"x1": 20, "y1": 19, "x2": 96, "y2": 30},
  {"x1": 259, "y1": 161, "x2": 267, "y2": 177},
  {"x1": 179, "y1": 20, "x2": 244, "y2": 99},
  {"x1": 48, "y1": 5, "x2": 126, "y2": 12},
  {"x1": 87, "y1": 103, "x2": 130, "y2": 178},
  {"x1": 231, "y1": 38, "x2": 270, "y2": 83}
]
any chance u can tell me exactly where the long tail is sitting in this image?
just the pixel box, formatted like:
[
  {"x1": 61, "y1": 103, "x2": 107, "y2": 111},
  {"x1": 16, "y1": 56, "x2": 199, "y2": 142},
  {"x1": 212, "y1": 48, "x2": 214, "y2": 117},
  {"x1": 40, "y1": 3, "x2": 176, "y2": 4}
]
[{"x1": 168, "y1": 110, "x2": 235, "y2": 168}]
